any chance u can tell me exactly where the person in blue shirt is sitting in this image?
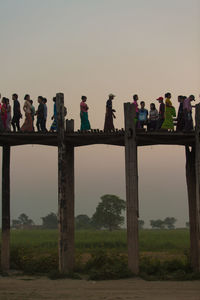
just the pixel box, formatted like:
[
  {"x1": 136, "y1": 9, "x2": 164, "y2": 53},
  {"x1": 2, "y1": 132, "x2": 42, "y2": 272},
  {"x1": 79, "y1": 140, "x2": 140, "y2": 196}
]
[{"x1": 138, "y1": 101, "x2": 148, "y2": 128}]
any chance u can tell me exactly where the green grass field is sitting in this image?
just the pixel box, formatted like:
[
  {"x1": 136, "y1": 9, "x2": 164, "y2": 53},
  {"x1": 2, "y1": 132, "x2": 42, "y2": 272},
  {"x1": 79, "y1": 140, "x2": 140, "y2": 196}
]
[
  {"x1": 2, "y1": 228, "x2": 189, "y2": 253},
  {"x1": 0, "y1": 229, "x2": 192, "y2": 277}
]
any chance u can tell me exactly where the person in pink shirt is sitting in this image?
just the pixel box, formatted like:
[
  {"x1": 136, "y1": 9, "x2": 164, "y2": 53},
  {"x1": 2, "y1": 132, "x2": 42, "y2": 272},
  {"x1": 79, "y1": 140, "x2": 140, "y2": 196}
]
[{"x1": 183, "y1": 95, "x2": 195, "y2": 132}]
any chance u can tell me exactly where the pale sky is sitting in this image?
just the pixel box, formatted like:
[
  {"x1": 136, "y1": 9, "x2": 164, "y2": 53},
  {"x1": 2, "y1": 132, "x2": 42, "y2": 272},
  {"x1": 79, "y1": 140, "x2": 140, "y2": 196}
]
[{"x1": 0, "y1": 0, "x2": 199, "y2": 227}]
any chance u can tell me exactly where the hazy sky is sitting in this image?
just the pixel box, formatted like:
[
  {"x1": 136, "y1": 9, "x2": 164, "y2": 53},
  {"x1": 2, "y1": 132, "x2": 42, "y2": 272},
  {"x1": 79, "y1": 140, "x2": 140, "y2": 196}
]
[{"x1": 0, "y1": 0, "x2": 199, "y2": 227}]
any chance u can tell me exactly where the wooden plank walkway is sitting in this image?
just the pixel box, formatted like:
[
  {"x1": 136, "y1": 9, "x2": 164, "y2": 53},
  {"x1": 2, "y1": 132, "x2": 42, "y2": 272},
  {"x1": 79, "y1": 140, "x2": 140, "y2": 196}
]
[{"x1": 0, "y1": 130, "x2": 196, "y2": 147}]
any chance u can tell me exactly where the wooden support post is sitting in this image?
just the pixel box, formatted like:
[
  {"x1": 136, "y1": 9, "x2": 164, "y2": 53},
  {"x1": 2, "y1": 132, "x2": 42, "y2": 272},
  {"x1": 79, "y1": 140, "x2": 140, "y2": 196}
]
[
  {"x1": 1, "y1": 146, "x2": 11, "y2": 272},
  {"x1": 124, "y1": 103, "x2": 139, "y2": 274},
  {"x1": 185, "y1": 146, "x2": 199, "y2": 270},
  {"x1": 57, "y1": 93, "x2": 75, "y2": 273},
  {"x1": 194, "y1": 104, "x2": 200, "y2": 271},
  {"x1": 66, "y1": 119, "x2": 75, "y2": 133}
]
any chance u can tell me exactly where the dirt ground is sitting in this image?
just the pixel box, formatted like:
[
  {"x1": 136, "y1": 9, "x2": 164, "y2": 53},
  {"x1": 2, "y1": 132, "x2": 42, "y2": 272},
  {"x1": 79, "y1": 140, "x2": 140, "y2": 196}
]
[
  {"x1": 0, "y1": 277, "x2": 200, "y2": 300},
  {"x1": 0, "y1": 276, "x2": 200, "y2": 300}
]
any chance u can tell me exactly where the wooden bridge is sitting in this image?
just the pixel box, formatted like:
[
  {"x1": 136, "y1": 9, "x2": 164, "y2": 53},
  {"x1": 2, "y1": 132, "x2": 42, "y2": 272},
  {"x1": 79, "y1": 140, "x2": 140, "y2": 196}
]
[{"x1": 1, "y1": 93, "x2": 200, "y2": 274}]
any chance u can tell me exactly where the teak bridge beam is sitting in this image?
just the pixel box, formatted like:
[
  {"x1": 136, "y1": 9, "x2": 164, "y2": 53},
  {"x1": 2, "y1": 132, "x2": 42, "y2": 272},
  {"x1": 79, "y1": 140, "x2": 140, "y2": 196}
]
[{"x1": 1, "y1": 94, "x2": 200, "y2": 274}]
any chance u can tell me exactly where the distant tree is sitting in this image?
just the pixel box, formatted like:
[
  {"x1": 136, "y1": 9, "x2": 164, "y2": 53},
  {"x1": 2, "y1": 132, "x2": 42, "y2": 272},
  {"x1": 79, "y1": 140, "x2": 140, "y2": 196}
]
[
  {"x1": 138, "y1": 219, "x2": 145, "y2": 229},
  {"x1": 12, "y1": 213, "x2": 34, "y2": 229},
  {"x1": 91, "y1": 194, "x2": 126, "y2": 231},
  {"x1": 41, "y1": 212, "x2": 58, "y2": 229},
  {"x1": 12, "y1": 219, "x2": 21, "y2": 228},
  {"x1": 18, "y1": 213, "x2": 34, "y2": 226},
  {"x1": 75, "y1": 214, "x2": 91, "y2": 230},
  {"x1": 163, "y1": 217, "x2": 177, "y2": 229},
  {"x1": 185, "y1": 221, "x2": 190, "y2": 228},
  {"x1": 150, "y1": 219, "x2": 165, "y2": 229}
]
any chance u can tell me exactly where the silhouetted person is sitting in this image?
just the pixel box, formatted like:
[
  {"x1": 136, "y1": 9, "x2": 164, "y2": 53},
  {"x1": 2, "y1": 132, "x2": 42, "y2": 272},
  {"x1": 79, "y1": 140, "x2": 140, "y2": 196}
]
[
  {"x1": 36, "y1": 96, "x2": 44, "y2": 132},
  {"x1": 104, "y1": 93, "x2": 116, "y2": 131},
  {"x1": 1, "y1": 97, "x2": 8, "y2": 131},
  {"x1": 133, "y1": 94, "x2": 139, "y2": 126},
  {"x1": 156, "y1": 96, "x2": 165, "y2": 130},
  {"x1": 5, "y1": 98, "x2": 11, "y2": 131},
  {"x1": 42, "y1": 97, "x2": 48, "y2": 132},
  {"x1": 30, "y1": 100, "x2": 35, "y2": 131},
  {"x1": 183, "y1": 95, "x2": 195, "y2": 132},
  {"x1": 50, "y1": 97, "x2": 57, "y2": 132},
  {"x1": 176, "y1": 95, "x2": 185, "y2": 131},
  {"x1": 11, "y1": 93, "x2": 22, "y2": 132}
]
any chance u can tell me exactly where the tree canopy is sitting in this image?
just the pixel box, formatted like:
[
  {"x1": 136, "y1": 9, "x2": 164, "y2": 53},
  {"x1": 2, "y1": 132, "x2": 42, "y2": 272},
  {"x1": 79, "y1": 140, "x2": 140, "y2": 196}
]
[
  {"x1": 138, "y1": 219, "x2": 145, "y2": 229},
  {"x1": 75, "y1": 214, "x2": 91, "y2": 230},
  {"x1": 41, "y1": 212, "x2": 58, "y2": 229},
  {"x1": 150, "y1": 217, "x2": 177, "y2": 229},
  {"x1": 91, "y1": 194, "x2": 126, "y2": 231},
  {"x1": 12, "y1": 213, "x2": 34, "y2": 229}
]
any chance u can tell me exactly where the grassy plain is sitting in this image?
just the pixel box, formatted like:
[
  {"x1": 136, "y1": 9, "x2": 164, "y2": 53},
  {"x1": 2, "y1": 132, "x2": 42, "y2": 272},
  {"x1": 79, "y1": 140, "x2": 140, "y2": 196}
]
[
  {"x1": 0, "y1": 229, "x2": 194, "y2": 279},
  {"x1": 7, "y1": 228, "x2": 190, "y2": 253}
]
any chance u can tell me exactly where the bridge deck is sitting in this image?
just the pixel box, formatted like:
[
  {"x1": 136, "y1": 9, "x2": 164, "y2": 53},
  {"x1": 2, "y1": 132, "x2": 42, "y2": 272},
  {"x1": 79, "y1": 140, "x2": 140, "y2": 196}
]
[{"x1": 0, "y1": 130, "x2": 195, "y2": 147}]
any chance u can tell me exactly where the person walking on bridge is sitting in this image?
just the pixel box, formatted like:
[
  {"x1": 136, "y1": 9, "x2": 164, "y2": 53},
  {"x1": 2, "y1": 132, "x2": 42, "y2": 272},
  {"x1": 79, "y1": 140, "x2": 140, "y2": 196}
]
[
  {"x1": 176, "y1": 95, "x2": 185, "y2": 131},
  {"x1": 183, "y1": 95, "x2": 195, "y2": 132},
  {"x1": 156, "y1": 96, "x2": 165, "y2": 130},
  {"x1": 50, "y1": 97, "x2": 57, "y2": 132},
  {"x1": 36, "y1": 96, "x2": 44, "y2": 132},
  {"x1": 104, "y1": 93, "x2": 116, "y2": 131},
  {"x1": 20, "y1": 94, "x2": 33, "y2": 132},
  {"x1": 1, "y1": 97, "x2": 8, "y2": 130},
  {"x1": 5, "y1": 98, "x2": 11, "y2": 131},
  {"x1": 138, "y1": 101, "x2": 148, "y2": 128},
  {"x1": 80, "y1": 96, "x2": 91, "y2": 131},
  {"x1": 161, "y1": 92, "x2": 176, "y2": 131},
  {"x1": 30, "y1": 100, "x2": 35, "y2": 131},
  {"x1": 42, "y1": 98, "x2": 48, "y2": 132},
  {"x1": 11, "y1": 93, "x2": 22, "y2": 132},
  {"x1": 133, "y1": 94, "x2": 139, "y2": 126}
]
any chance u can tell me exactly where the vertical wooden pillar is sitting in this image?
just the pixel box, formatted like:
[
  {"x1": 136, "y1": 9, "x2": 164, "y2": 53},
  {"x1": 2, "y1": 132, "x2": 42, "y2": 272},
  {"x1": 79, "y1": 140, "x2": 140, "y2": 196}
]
[
  {"x1": 124, "y1": 102, "x2": 139, "y2": 274},
  {"x1": 57, "y1": 93, "x2": 75, "y2": 273},
  {"x1": 194, "y1": 104, "x2": 200, "y2": 271},
  {"x1": 185, "y1": 146, "x2": 199, "y2": 270},
  {"x1": 65, "y1": 119, "x2": 75, "y2": 271},
  {"x1": 1, "y1": 146, "x2": 11, "y2": 272}
]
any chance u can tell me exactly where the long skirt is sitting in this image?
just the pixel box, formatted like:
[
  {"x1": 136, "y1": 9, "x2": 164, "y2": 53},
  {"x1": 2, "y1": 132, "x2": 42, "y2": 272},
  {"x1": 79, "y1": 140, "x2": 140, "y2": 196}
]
[
  {"x1": 161, "y1": 106, "x2": 176, "y2": 130},
  {"x1": 6, "y1": 112, "x2": 11, "y2": 131},
  {"x1": 104, "y1": 109, "x2": 114, "y2": 131},
  {"x1": 20, "y1": 113, "x2": 33, "y2": 132},
  {"x1": 1, "y1": 114, "x2": 7, "y2": 130},
  {"x1": 183, "y1": 110, "x2": 193, "y2": 132},
  {"x1": 80, "y1": 112, "x2": 91, "y2": 130},
  {"x1": 176, "y1": 112, "x2": 185, "y2": 131},
  {"x1": 50, "y1": 117, "x2": 57, "y2": 131},
  {"x1": 0, "y1": 115, "x2": 4, "y2": 131},
  {"x1": 147, "y1": 120, "x2": 157, "y2": 131}
]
